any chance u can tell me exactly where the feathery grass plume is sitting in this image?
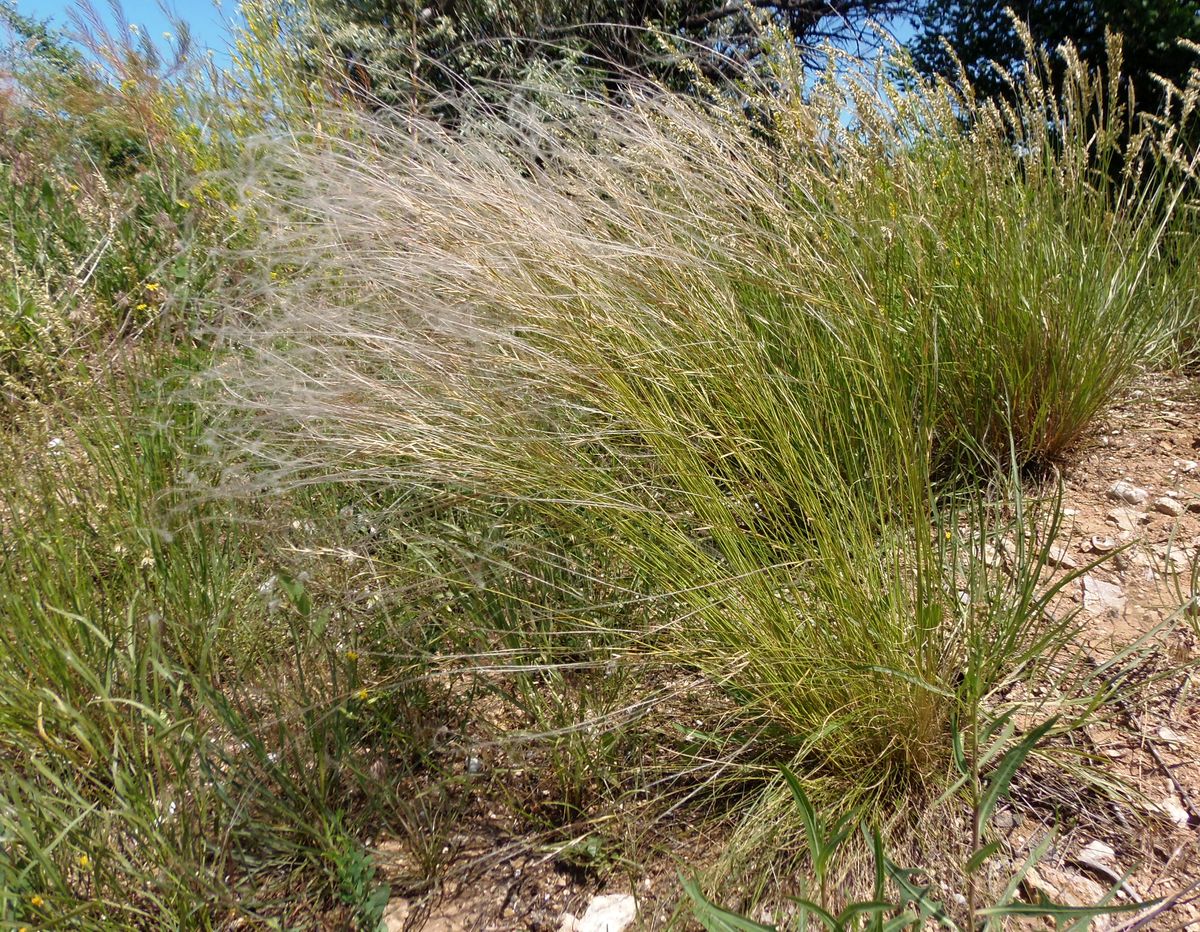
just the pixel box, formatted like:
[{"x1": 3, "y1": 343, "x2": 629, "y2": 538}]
[{"x1": 213, "y1": 37, "x2": 1197, "y2": 822}]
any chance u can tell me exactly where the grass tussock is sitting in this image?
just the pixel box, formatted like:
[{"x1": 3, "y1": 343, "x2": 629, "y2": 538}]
[
  {"x1": 214, "y1": 29, "x2": 1200, "y2": 816},
  {"x1": 5, "y1": 6, "x2": 1200, "y2": 925}
]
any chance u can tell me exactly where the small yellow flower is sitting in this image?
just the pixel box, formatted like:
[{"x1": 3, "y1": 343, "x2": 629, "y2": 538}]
[
  {"x1": 78, "y1": 853, "x2": 91, "y2": 869},
  {"x1": 144, "y1": 282, "x2": 160, "y2": 292},
  {"x1": 945, "y1": 529, "x2": 952, "y2": 540},
  {"x1": 355, "y1": 688, "x2": 369, "y2": 701},
  {"x1": 344, "y1": 650, "x2": 359, "y2": 662},
  {"x1": 135, "y1": 302, "x2": 149, "y2": 311},
  {"x1": 30, "y1": 894, "x2": 44, "y2": 908}
]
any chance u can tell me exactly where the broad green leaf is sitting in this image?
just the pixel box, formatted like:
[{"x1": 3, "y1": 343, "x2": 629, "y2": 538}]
[
  {"x1": 837, "y1": 900, "x2": 901, "y2": 926},
  {"x1": 979, "y1": 716, "x2": 1058, "y2": 824},
  {"x1": 950, "y1": 710, "x2": 968, "y2": 777},
  {"x1": 681, "y1": 874, "x2": 776, "y2": 932},
  {"x1": 310, "y1": 607, "x2": 330, "y2": 639},
  {"x1": 1062, "y1": 875, "x2": 1136, "y2": 932},
  {"x1": 278, "y1": 573, "x2": 311, "y2": 617},
  {"x1": 977, "y1": 899, "x2": 1152, "y2": 919},
  {"x1": 864, "y1": 825, "x2": 885, "y2": 902},
  {"x1": 978, "y1": 711, "x2": 1019, "y2": 769},
  {"x1": 781, "y1": 766, "x2": 822, "y2": 867},
  {"x1": 884, "y1": 862, "x2": 958, "y2": 930},
  {"x1": 827, "y1": 809, "x2": 860, "y2": 859},
  {"x1": 982, "y1": 709, "x2": 1019, "y2": 745},
  {"x1": 965, "y1": 838, "x2": 1004, "y2": 875},
  {"x1": 992, "y1": 829, "x2": 1065, "y2": 922},
  {"x1": 787, "y1": 897, "x2": 840, "y2": 930}
]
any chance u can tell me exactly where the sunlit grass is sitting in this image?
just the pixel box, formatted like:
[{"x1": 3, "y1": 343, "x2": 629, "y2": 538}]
[
  {"x1": 214, "y1": 33, "x2": 1199, "y2": 812},
  {"x1": 3, "y1": 18, "x2": 1200, "y2": 927}
]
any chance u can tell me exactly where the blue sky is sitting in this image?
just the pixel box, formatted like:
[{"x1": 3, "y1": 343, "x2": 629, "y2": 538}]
[{"x1": 21, "y1": 0, "x2": 232, "y2": 54}]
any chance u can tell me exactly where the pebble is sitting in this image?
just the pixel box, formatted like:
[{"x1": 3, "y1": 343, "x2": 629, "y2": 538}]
[
  {"x1": 1152, "y1": 544, "x2": 1191, "y2": 572},
  {"x1": 1047, "y1": 545, "x2": 1078, "y2": 568},
  {"x1": 1108, "y1": 481, "x2": 1149, "y2": 505},
  {"x1": 1106, "y1": 508, "x2": 1145, "y2": 532},
  {"x1": 1077, "y1": 839, "x2": 1117, "y2": 866},
  {"x1": 1153, "y1": 496, "x2": 1185, "y2": 517},
  {"x1": 1153, "y1": 796, "x2": 1191, "y2": 826},
  {"x1": 992, "y1": 808, "x2": 1021, "y2": 831},
  {"x1": 1023, "y1": 864, "x2": 1107, "y2": 909},
  {"x1": 383, "y1": 900, "x2": 411, "y2": 931},
  {"x1": 1071, "y1": 840, "x2": 1133, "y2": 896},
  {"x1": 1081, "y1": 575, "x2": 1126, "y2": 615},
  {"x1": 561, "y1": 894, "x2": 638, "y2": 932}
]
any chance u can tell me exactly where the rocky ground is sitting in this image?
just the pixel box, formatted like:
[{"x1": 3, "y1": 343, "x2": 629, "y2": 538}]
[
  {"x1": 1009, "y1": 372, "x2": 1200, "y2": 929},
  {"x1": 375, "y1": 374, "x2": 1200, "y2": 931}
]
